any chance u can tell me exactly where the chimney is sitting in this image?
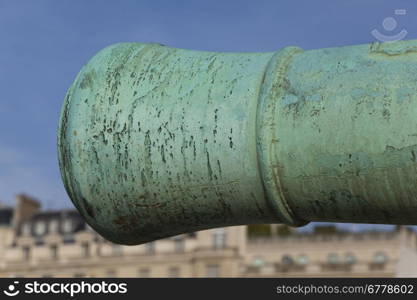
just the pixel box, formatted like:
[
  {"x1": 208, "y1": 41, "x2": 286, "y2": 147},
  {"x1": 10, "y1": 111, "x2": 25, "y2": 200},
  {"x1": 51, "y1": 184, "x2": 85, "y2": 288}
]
[{"x1": 12, "y1": 194, "x2": 40, "y2": 228}]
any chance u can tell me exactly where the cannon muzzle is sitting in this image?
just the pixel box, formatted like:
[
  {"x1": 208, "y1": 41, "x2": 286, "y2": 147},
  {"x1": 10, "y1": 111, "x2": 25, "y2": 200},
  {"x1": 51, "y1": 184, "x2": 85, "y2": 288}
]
[{"x1": 58, "y1": 40, "x2": 417, "y2": 245}]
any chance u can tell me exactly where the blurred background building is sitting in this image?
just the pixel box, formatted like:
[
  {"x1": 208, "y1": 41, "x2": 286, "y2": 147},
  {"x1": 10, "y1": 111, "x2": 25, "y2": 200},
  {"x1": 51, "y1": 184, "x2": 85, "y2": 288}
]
[{"x1": 0, "y1": 194, "x2": 416, "y2": 278}]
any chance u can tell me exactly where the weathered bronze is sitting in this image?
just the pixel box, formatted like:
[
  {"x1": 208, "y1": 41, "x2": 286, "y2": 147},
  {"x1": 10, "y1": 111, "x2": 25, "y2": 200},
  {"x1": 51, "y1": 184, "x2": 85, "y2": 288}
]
[{"x1": 58, "y1": 40, "x2": 417, "y2": 245}]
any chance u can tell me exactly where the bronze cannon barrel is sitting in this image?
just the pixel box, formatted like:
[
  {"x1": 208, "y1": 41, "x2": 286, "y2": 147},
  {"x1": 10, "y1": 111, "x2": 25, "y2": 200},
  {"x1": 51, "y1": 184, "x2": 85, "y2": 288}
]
[{"x1": 58, "y1": 40, "x2": 417, "y2": 245}]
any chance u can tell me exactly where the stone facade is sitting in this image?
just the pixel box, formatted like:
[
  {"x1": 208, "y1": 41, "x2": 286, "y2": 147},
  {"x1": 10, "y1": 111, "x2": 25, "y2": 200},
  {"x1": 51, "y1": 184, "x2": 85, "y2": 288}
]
[{"x1": 0, "y1": 195, "x2": 416, "y2": 278}]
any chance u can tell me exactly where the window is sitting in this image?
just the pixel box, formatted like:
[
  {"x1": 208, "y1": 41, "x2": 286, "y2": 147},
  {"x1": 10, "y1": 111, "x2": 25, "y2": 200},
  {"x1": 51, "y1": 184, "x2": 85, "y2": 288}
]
[
  {"x1": 34, "y1": 221, "x2": 46, "y2": 236},
  {"x1": 296, "y1": 255, "x2": 309, "y2": 266},
  {"x1": 22, "y1": 246, "x2": 30, "y2": 260},
  {"x1": 345, "y1": 252, "x2": 356, "y2": 265},
  {"x1": 62, "y1": 219, "x2": 73, "y2": 233},
  {"x1": 168, "y1": 267, "x2": 180, "y2": 278},
  {"x1": 138, "y1": 268, "x2": 150, "y2": 278},
  {"x1": 372, "y1": 251, "x2": 388, "y2": 264},
  {"x1": 50, "y1": 245, "x2": 58, "y2": 260},
  {"x1": 81, "y1": 242, "x2": 90, "y2": 257},
  {"x1": 62, "y1": 219, "x2": 74, "y2": 243},
  {"x1": 174, "y1": 238, "x2": 184, "y2": 253},
  {"x1": 212, "y1": 228, "x2": 227, "y2": 249},
  {"x1": 206, "y1": 264, "x2": 220, "y2": 277},
  {"x1": 251, "y1": 256, "x2": 265, "y2": 267},
  {"x1": 281, "y1": 255, "x2": 294, "y2": 266},
  {"x1": 145, "y1": 242, "x2": 155, "y2": 255},
  {"x1": 327, "y1": 253, "x2": 339, "y2": 265},
  {"x1": 49, "y1": 220, "x2": 59, "y2": 233},
  {"x1": 248, "y1": 256, "x2": 265, "y2": 273}
]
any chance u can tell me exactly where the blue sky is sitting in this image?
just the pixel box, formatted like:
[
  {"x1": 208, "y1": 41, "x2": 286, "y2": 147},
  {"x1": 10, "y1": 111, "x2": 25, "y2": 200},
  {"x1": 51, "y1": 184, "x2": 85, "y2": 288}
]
[{"x1": 0, "y1": 0, "x2": 415, "y2": 232}]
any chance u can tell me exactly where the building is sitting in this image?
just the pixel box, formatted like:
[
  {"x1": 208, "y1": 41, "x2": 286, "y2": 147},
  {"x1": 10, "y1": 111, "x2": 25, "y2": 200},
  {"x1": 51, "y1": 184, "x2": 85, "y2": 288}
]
[
  {"x1": 245, "y1": 226, "x2": 417, "y2": 277},
  {"x1": 0, "y1": 194, "x2": 416, "y2": 277},
  {"x1": 0, "y1": 194, "x2": 245, "y2": 278}
]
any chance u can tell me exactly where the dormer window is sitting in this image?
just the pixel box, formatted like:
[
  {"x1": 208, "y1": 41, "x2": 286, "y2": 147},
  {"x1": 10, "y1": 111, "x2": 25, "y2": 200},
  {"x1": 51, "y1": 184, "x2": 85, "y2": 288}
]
[
  {"x1": 34, "y1": 221, "x2": 46, "y2": 236},
  {"x1": 62, "y1": 219, "x2": 73, "y2": 233},
  {"x1": 49, "y1": 220, "x2": 59, "y2": 234}
]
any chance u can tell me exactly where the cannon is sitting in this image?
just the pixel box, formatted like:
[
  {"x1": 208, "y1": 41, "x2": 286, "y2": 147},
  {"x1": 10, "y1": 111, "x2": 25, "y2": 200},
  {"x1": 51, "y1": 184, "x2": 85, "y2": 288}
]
[{"x1": 58, "y1": 39, "x2": 417, "y2": 245}]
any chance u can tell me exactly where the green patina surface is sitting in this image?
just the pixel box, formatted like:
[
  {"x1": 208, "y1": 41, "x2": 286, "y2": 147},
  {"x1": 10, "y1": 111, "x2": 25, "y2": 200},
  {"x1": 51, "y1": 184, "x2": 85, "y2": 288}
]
[{"x1": 58, "y1": 39, "x2": 417, "y2": 245}]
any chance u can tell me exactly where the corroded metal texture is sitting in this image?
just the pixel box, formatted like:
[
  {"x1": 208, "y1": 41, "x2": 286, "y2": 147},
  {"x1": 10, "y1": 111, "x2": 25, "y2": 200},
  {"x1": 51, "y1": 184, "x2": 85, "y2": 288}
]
[{"x1": 59, "y1": 39, "x2": 417, "y2": 245}]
